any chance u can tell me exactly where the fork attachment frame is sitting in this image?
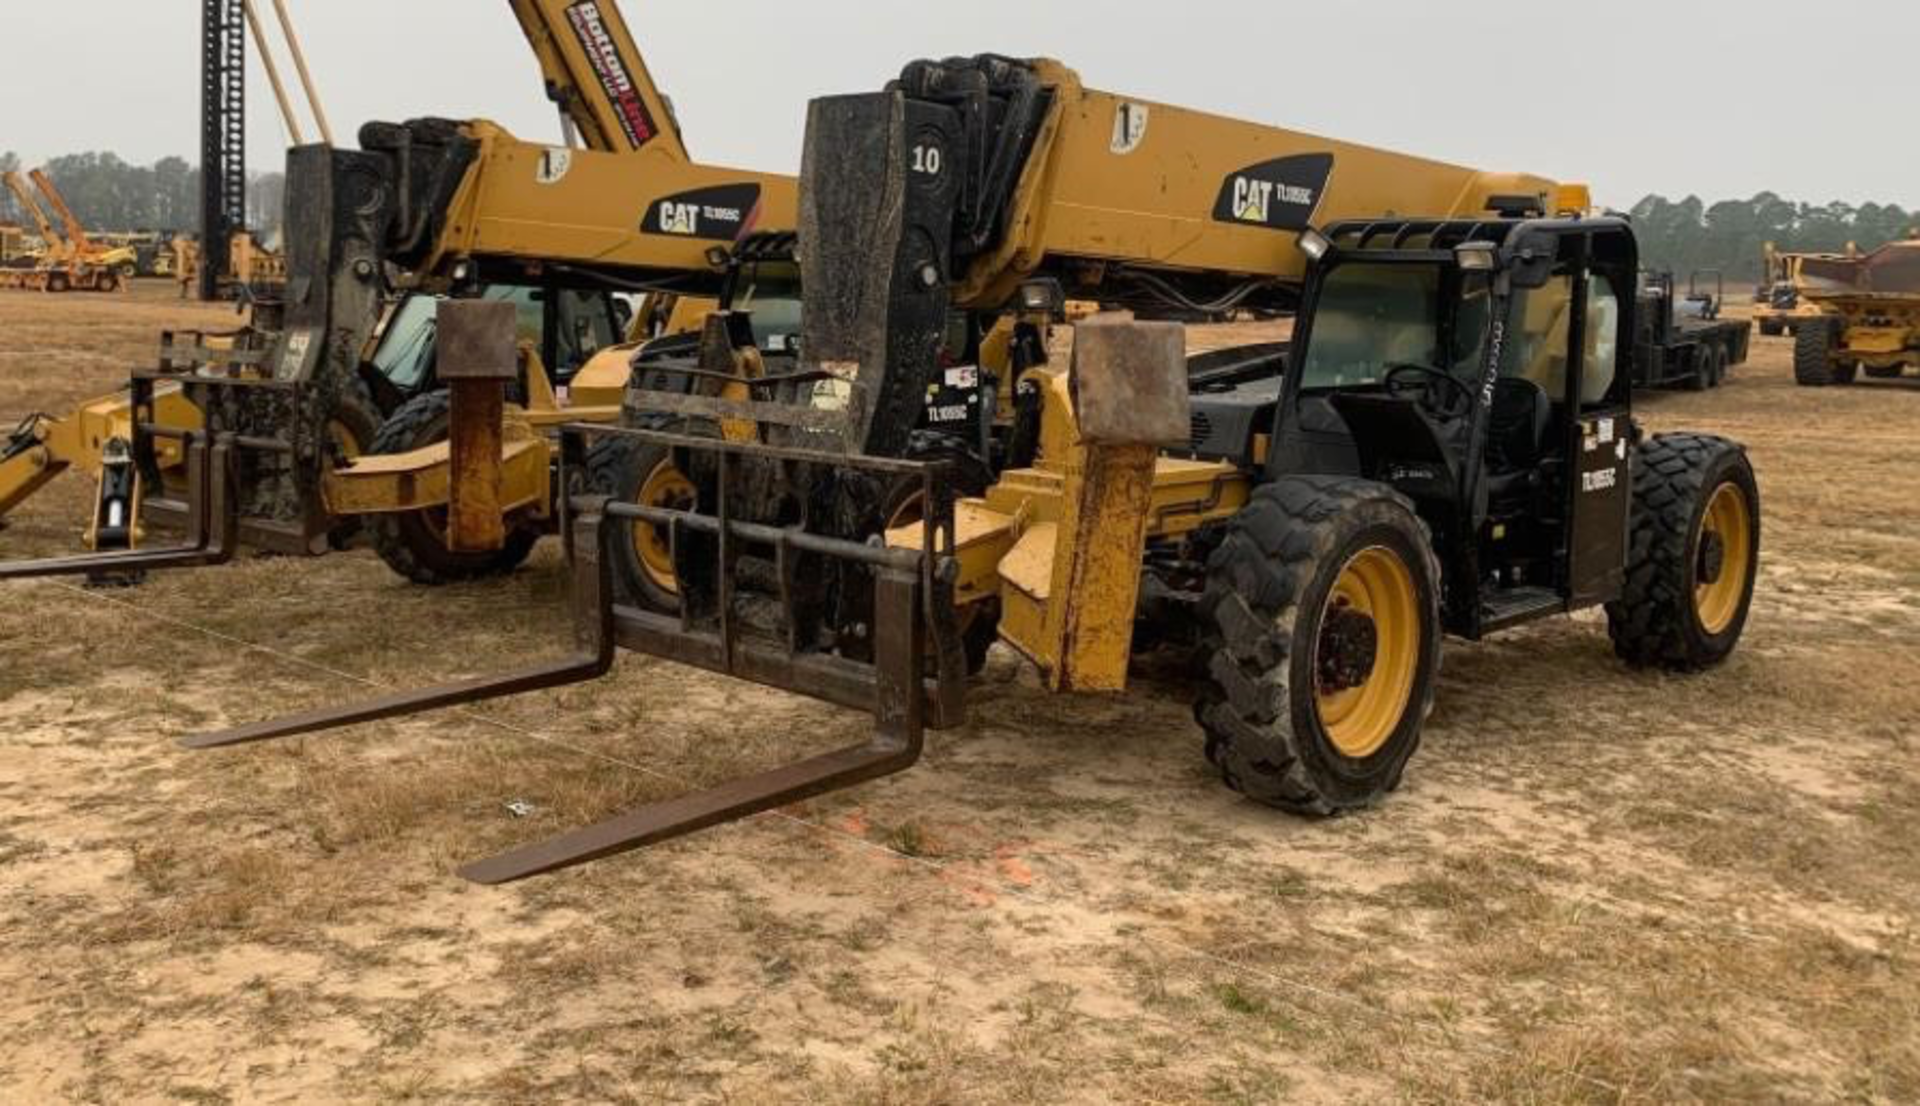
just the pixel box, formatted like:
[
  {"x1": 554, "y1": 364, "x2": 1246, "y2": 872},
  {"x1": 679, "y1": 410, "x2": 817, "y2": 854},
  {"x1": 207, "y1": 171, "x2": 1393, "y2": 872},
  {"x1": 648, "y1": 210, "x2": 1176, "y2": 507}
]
[
  {"x1": 0, "y1": 376, "x2": 241, "y2": 580},
  {"x1": 183, "y1": 426, "x2": 967, "y2": 883}
]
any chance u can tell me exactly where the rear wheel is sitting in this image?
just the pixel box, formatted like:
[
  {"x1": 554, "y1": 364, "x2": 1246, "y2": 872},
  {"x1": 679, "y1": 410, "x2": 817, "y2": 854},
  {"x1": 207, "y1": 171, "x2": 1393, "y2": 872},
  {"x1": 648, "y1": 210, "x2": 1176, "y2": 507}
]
[
  {"x1": 1708, "y1": 344, "x2": 1730, "y2": 387},
  {"x1": 1684, "y1": 348, "x2": 1712, "y2": 392},
  {"x1": 1794, "y1": 317, "x2": 1854, "y2": 386},
  {"x1": 1197, "y1": 478, "x2": 1442, "y2": 815},
  {"x1": 366, "y1": 391, "x2": 540, "y2": 585},
  {"x1": 1606, "y1": 434, "x2": 1760, "y2": 671}
]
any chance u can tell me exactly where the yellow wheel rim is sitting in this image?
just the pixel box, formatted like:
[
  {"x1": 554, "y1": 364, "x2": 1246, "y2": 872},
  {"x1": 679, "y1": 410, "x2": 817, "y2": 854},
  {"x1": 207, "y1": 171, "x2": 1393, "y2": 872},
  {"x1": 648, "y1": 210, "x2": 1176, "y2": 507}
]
[
  {"x1": 633, "y1": 457, "x2": 695, "y2": 596},
  {"x1": 1694, "y1": 482, "x2": 1753, "y2": 636},
  {"x1": 1314, "y1": 546, "x2": 1421, "y2": 760}
]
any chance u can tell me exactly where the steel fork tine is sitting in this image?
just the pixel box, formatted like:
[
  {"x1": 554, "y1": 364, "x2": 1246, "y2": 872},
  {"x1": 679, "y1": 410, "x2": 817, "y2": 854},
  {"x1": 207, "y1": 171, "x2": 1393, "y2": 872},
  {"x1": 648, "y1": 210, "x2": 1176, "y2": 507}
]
[
  {"x1": 181, "y1": 505, "x2": 617, "y2": 750},
  {"x1": 457, "y1": 562, "x2": 925, "y2": 884}
]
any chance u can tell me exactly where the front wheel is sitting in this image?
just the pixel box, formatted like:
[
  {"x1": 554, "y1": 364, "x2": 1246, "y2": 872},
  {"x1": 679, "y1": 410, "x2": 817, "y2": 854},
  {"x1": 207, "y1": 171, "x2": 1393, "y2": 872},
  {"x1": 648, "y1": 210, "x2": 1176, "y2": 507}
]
[
  {"x1": 1197, "y1": 478, "x2": 1442, "y2": 816},
  {"x1": 1606, "y1": 434, "x2": 1760, "y2": 671},
  {"x1": 1794, "y1": 317, "x2": 1855, "y2": 386},
  {"x1": 586, "y1": 431, "x2": 694, "y2": 614},
  {"x1": 366, "y1": 391, "x2": 540, "y2": 586}
]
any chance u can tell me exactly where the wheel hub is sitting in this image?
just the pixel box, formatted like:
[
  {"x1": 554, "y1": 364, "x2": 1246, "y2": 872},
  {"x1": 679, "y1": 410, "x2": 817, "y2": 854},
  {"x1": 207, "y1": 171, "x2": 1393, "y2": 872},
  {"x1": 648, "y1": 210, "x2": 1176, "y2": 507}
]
[
  {"x1": 1317, "y1": 603, "x2": 1379, "y2": 694},
  {"x1": 1697, "y1": 530, "x2": 1726, "y2": 586}
]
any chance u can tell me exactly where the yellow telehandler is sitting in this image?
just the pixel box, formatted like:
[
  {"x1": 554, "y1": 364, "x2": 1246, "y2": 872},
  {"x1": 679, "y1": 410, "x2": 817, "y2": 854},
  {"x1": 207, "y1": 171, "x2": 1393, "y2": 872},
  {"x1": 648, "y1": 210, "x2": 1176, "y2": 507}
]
[
  {"x1": 0, "y1": 0, "x2": 799, "y2": 586},
  {"x1": 184, "y1": 55, "x2": 1761, "y2": 884}
]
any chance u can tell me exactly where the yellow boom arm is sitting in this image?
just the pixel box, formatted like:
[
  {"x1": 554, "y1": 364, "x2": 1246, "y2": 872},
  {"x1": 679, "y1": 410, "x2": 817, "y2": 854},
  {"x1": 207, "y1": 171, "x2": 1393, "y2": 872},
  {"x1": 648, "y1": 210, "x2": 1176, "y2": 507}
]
[
  {"x1": 509, "y1": 0, "x2": 689, "y2": 160},
  {"x1": 29, "y1": 170, "x2": 97, "y2": 257},
  {"x1": 3, "y1": 172, "x2": 67, "y2": 260},
  {"x1": 946, "y1": 59, "x2": 1584, "y2": 307}
]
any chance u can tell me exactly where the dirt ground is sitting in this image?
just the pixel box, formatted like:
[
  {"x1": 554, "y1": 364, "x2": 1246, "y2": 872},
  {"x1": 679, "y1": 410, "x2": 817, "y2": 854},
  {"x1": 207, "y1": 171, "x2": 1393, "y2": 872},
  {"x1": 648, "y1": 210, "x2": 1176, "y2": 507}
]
[{"x1": 1, "y1": 281, "x2": 1916, "y2": 1103}]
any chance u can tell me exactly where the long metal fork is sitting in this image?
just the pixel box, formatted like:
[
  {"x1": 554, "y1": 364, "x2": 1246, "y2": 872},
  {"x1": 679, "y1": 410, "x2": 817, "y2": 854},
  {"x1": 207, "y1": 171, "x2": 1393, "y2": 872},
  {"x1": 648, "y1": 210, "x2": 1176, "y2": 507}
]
[{"x1": 182, "y1": 493, "x2": 936, "y2": 885}]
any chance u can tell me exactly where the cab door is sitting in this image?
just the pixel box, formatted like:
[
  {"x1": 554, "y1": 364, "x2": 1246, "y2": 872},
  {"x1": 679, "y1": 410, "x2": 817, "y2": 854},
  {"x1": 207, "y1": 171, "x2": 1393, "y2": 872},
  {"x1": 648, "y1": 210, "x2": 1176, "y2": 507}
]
[{"x1": 1565, "y1": 271, "x2": 1633, "y2": 607}]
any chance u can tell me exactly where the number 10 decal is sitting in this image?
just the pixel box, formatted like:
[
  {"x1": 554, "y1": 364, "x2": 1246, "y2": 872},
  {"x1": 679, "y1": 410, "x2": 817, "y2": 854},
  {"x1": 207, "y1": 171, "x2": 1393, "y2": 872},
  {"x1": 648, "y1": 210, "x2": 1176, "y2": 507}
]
[{"x1": 912, "y1": 144, "x2": 943, "y2": 176}]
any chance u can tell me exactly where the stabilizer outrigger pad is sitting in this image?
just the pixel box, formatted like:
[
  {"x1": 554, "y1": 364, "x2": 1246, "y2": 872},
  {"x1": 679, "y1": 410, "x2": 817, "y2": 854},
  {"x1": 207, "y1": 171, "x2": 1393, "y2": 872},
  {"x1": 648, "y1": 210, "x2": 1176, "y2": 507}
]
[
  {"x1": 0, "y1": 432, "x2": 238, "y2": 581},
  {"x1": 181, "y1": 428, "x2": 961, "y2": 884}
]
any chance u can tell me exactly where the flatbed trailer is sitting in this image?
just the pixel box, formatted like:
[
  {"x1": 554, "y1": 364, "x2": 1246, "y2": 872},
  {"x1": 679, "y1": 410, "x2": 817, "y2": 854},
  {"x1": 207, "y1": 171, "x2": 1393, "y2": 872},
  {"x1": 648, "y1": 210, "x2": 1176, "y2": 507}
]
[{"x1": 1634, "y1": 270, "x2": 1752, "y2": 391}]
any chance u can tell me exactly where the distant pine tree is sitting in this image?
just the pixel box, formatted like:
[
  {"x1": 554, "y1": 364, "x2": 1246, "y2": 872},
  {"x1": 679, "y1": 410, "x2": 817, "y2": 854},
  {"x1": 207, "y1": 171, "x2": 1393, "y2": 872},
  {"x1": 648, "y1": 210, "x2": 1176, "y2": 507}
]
[{"x1": 1629, "y1": 193, "x2": 1917, "y2": 282}]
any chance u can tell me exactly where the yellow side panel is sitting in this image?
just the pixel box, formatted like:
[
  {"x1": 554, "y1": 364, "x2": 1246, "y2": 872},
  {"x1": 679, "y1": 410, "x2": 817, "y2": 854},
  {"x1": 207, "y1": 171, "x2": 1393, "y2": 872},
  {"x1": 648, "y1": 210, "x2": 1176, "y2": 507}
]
[
  {"x1": 440, "y1": 134, "x2": 797, "y2": 276},
  {"x1": 324, "y1": 438, "x2": 550, "y2": 517}
]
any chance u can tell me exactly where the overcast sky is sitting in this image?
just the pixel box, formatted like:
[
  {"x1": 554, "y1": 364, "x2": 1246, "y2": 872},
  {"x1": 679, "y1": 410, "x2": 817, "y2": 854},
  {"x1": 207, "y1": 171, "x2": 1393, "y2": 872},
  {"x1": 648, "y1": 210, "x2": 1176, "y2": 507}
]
[{"x1": 3, "y1": 1, "x2": 1914, "y2": 211}]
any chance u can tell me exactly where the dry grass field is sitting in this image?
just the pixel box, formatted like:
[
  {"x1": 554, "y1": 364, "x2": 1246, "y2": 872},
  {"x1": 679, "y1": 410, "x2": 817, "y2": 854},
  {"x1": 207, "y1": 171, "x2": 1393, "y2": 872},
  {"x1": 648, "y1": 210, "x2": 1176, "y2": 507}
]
[{"x1": 1, "y1": 281, "x2": 1916, "y2": 1102}]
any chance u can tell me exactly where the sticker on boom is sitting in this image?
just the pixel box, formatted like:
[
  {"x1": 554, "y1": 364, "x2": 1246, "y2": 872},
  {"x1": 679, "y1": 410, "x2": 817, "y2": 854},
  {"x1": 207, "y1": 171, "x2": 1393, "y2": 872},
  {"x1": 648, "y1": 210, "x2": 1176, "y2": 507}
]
[
  {"x1": 1212, "y1": 153, "x2": 1334, "y2": 232},
  {"x1": 565, "y1": 1, "x2": 657, "y2": 149},
  {"x1": 643, "y1": 183, "x2": 765, "y2": 242}
]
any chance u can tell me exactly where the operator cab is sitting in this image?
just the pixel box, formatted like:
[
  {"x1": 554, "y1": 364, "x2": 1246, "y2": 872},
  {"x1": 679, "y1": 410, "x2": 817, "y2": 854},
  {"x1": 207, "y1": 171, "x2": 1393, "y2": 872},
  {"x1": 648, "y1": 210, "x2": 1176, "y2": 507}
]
[
  {"x1": 364, "y1": 284, "x2": 623, "y2": 412},
  {"x1": 1266, "y1": 217, "x2": 1639, "y2": 637}
]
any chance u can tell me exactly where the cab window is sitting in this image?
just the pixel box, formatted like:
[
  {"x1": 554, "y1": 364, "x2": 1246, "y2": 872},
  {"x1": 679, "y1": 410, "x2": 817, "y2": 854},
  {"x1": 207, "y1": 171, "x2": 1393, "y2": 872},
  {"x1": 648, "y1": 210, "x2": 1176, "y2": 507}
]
[
  {"x1": 1499, "y1": 273, "x2": 1622, "y2": 408},
  {"x1": 553, "y1": 289, "x2": 618, "y2": 380},
  {"x1": 1297, "y1": 262, "x2": 1492, "y2": 391},
  {"x1": 1582, "y1": 275, "x2": 1621, "y2": 407},
  {"x1": 1500, "y1": 275, "x2": 1574, "y2": 395},
  {"x1": 1296, "y1": 263, "x2": 1441, "y2": 390},
  {"x1": 732, "y1": 261, "x2": 804, "y2": 354}
]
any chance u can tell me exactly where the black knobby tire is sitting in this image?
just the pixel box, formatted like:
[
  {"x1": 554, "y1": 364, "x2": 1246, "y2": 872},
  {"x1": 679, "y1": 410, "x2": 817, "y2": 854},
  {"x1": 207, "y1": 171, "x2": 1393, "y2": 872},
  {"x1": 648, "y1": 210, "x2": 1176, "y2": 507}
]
[
  {"x1": 366, "y1": 391, "x2": 539, "y2": 585},
  {"x1": 1195, "y1": 477, "x2": 1443, "y2": 816},
  {"x1": 885, "y1": 431, "x2": 1000, "y2": 676},
  {"x1": 1684, "y1": 348, "x2": 1712, "y2": 392},
  {"x1": 1606, "y1": 434, "x2": 1760, "y2": 672},
  {"x1": 584, "y1": 425, "x2": 686, "y2": 614},
  {"x1": 1793, "y1": 317, "x2": 1852, "y2": 387},
  {"x1": 1709, "y1": 344, "x2": 1730, "y2": 388}
]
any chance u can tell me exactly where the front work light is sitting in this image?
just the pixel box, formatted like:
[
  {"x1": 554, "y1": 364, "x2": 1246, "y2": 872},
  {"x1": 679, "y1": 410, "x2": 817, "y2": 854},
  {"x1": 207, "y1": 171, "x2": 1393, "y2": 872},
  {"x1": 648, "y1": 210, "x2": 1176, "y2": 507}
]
[
  {"x1": 1296, "y1": 228, "x2": 1332, "y2": 263},
  {"x1": 1455, "y1": 242, "x2": 1498, "y2": 272}
]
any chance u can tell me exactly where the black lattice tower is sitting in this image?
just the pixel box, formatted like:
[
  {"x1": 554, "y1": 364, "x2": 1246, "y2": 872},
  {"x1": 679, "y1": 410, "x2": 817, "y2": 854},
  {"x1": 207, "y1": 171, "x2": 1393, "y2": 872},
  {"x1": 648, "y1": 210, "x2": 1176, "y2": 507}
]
[{"x1": 199, "y1": 0, "x2": 246, "y2": 301}]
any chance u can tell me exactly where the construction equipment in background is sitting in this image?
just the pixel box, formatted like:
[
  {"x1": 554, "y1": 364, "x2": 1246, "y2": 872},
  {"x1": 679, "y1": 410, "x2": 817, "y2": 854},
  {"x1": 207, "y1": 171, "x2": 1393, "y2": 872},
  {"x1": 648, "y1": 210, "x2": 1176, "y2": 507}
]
[
  {"x1": 183, "y1": 55, "x2": 1761, "y2": 885},
  {"x1": 1793, "y1": 234, "x2": 1920, "y2": 385},
  {"x1": 0, "y1": 222, "x2": 35, "y2": 267},
  {"x1": 1633, "y1": 270, "x2": 1752, "y2": 391},
  {"x1": 0, "y1": 0, "x2": 801, "y2": 584},
  {"x1": 0, "y1": 170, "x2": 137, "y2": 292},
  {"x1": 171, "y1": 230, "x2": 287, "y2": 299},
  {"x1": 92, "y1": 231, "x2": 179, "y2": 277},
  {"x1": 1752, "y1": 243, "x2": 1854, "y2": 337}
]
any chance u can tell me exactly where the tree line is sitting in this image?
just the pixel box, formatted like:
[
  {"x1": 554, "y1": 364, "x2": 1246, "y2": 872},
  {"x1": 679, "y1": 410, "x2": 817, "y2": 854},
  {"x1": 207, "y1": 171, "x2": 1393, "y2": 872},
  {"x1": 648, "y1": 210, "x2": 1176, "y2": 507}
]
[
  {"x1": 0, "y1": 151, "x2": 285, "y2": 241},
  {"x1": 1628, "y1": 194, "x2": 1918, "y2": 283}
]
